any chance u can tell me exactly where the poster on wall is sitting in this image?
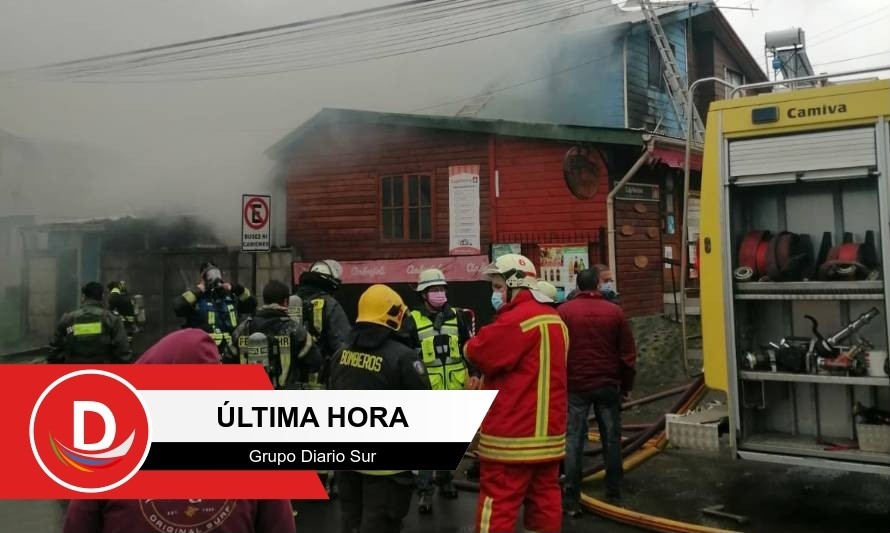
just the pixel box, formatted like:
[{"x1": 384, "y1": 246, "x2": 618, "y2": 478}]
[
  {"x1": 491, "y1": 243, "x2": 521, "y2": 261},
  {"x1": 539, "y1": 244, "x2": 589, "y2": 300},
  {"x1": 448, "y1": 165, "x2": 481, "y2": 255}
]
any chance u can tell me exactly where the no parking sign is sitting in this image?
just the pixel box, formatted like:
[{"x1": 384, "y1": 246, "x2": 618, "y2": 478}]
[{"x1": 242, "y1": 194, "x2": 271, "y2": 252}]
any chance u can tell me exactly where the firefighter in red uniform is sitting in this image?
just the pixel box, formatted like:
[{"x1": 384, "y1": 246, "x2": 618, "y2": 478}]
[{"x1": 465, "y1": 253, "x2": 569, "y2": 533}]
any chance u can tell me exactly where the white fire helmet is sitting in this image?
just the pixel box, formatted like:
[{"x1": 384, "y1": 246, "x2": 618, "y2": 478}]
[
  {"x1": 536, "y1": 280, "x2": 558, "y2": 302},
  {"x1": 416, "y1": 268, "x2": 447, "y2": 292},
  {"x1": 482, "y1": 253, "x2": 552, "y2": 303},
  {"x1": 310, "y1": 259, "x2": 343, "y2": 283}
]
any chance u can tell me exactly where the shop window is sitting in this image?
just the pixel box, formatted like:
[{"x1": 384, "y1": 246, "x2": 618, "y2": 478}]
[{"x1": 380, "y1": 174, "x2": 433, "y2": 241}]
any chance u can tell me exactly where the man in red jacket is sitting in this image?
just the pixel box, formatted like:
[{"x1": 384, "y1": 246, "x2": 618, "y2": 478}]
[
  {"x1": 558, "y1": 268, "x2": 637, "y2": 516},
  {"x1": 466, "y1": 253, "x2": 568, "y2": 533}
]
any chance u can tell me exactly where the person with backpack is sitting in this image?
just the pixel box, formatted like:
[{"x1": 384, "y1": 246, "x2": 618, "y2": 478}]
[{"x1": 227, "y1": 280, "x2": 323, "y2": 390}]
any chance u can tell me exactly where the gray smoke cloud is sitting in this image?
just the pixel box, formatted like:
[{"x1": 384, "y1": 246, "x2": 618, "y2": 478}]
[{"x1": 0, "y1": 1, "x2": 635, "y2": 245}]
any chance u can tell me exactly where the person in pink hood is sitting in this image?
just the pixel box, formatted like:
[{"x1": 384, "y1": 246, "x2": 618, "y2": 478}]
[{"x1": 62, "y1": 328, "x2": 297, "y2": 533}]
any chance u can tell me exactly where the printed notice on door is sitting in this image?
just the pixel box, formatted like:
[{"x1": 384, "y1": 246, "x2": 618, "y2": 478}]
[{"x1": 449, "y1": 165, "x2": 481, "y2": 255}]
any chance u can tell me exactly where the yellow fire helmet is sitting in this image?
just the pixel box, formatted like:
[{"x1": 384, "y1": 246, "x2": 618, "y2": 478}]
[{"x1": 356, "y1": 284, "x2": 408, "y2": 331}]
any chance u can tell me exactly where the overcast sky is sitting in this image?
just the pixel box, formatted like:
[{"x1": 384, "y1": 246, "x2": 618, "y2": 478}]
[{"x1": 0, "y1": 0, "x2": 887, "y2": 243}]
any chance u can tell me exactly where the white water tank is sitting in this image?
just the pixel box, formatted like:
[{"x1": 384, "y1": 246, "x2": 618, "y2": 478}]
[{"x1": 765, "y1": 28, "x2": 805, "y2": 49}]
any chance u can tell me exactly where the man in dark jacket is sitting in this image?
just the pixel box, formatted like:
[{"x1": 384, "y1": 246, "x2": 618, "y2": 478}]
[
  {"x1": 173, "y1": 262, "x2": 257, "y2": 358},
  {"x1": 227, "y1": 280, "x2": 323, "y2": 390},
  {"x1": 329, "y1": 284, "x2": 431, "y2": 533},
  {"x1": 48, "y1": 282, "x2": 132, "y2": 364},
  {"x1": 558, "y1": 268, "x2": 637, "y2": 514}
]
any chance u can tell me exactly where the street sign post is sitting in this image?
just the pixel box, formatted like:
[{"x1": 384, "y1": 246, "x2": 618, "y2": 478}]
[{"x1": 242, "y1": 194, "x2": 271, "y2": 252}]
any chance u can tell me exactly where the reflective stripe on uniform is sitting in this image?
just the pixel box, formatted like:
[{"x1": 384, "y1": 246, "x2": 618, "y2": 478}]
[
  {"x1": 519, "y1": 315, "x2": 566, "y2": 437},
  {"x1": 477, "y1": 433, "x2": 566, "y2": 462},
  {"x1": 276, "y1": 334, "x2": 291, "y2": 389},
  {"x1": 209, "y1": 332, "x2": 232, "y2": 346},
  {"x1": 227, "y1": 303, "x2": 237, "y2": 331},
  {"x1": 73, "y1": 322, "x2": 102, "y2": 336},
  {"x1": 480, "y1": 496, "x2": 493, "y2": 533},
  {"x1": 411, "y1": 310, "x2": 466, "y2": 391},
  {"x1": 239, "y1": 288, "x2": 252, "y2": 302},
  {"x1": 182, "y1": 290, "x2": 198, "y2": 305},
  {"x1": 312, "y1": 299, "x2": 324, "y2": 335}
]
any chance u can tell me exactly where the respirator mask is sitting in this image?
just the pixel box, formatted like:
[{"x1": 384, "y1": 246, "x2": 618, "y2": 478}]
[{"x1": 203, "y1": 267, "x2": 223, "y2": 292}]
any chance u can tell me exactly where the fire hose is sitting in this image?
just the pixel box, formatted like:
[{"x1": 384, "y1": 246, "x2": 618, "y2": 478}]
[{"x1": 453, "y1": 377, "x2": 740, "y2": 533}]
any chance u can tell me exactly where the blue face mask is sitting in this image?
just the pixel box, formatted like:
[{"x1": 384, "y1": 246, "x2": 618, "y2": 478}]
[
  {"x1": 491, "y1": 290, "x2": 505, "y2": 311},
  {"x1": 600, "y1": 281, "x2": 615, "y2": 294}
]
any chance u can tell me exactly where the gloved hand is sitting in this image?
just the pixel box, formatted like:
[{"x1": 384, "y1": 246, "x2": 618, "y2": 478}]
[
  {"x1": 466, "y1": 376, "x2": 483, "y2": 390},
  {"x1": 222, "y1": 282, "x2": 233, "y2": 292}
]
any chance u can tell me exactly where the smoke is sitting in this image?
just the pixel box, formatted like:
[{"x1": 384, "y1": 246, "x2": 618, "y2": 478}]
[{"x1": 0, "y1": 1, "x2": 629, "y2": 246}]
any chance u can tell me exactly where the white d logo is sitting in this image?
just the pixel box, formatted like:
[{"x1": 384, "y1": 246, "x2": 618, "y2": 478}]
[{"x1": 73, "y1": 401, "x2": 116, "y2": 451}]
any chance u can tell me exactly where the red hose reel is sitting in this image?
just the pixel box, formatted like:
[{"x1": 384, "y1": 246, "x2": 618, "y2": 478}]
[{"x1": 736, "y1": 229, "x2": 880, "y2": 282}]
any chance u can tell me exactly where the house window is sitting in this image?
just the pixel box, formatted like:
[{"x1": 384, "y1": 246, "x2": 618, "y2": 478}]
[
  {"x1": 648, "y1": 37, "x2": 677, "y2": 89},
  {"x1": 725, "y1": 68, "x2": 746, "y2": 98},
  {"x1": 380, "y1": 174, "x2": 433, "y2": 241}
]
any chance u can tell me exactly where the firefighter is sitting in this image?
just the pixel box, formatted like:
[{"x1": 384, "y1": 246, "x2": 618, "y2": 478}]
[
  {"x1": 329, "y1": 284, "x2": 431, "y2": 533},
  {"x1": 401, "y1": 268, "x2": 480, "y2": 513},
  {"x1": 465, "y1": 253, "x2": 568, "y2": 533},
  {"x1": 106, "y1": 281, "x2": 139, "y2": 342},
  {"x1": 295, "y1": 259, "x2": 352, "y2": 497},
  {"x1": 227, "y1": 280, "x2": 323, "y2": 389},
  {"x1": 294, "y1": 259, "x2": 352, "y2": 382},
  {"x1": 173, "y1": 262, "x2": 257, "y2": 358},
  {"x1": 48, "y1": 282, "x2": 133, "y2": 364}
]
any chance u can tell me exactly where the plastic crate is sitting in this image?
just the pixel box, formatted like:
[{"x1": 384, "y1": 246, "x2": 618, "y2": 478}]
[
  {"x1": 665, "y1": 405, "x2": 727, "y2": 452},
  {"x1": 857, "y1": 423, "x2": 890, "y2": 453}
]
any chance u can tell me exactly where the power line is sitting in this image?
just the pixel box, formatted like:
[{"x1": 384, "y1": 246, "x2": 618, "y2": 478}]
[
  {"x1": 805, "y1": 4, "x2": 890, "y2": 43},
  {"x1": 48, "y1": 0, "x2": 486, "y2": 76},
  {"x1": 47, "y1": 0, "x2": 625, "y2": 83},
  {"x1": 808, "y1": 12, "x2": 890, "y2": 48},
  {"x1": 37, "y1": 0, "x2": 442, "y2": 69},
  {"x1": 67, "y1": 0, "x2": 592, "y2": 78},
  {"x1": 811, "y1": 49, "x2": 890, "y2": 68}
]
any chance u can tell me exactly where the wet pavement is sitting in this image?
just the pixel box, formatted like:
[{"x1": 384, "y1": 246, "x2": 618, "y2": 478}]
[{"x1": 3, "y1": 447, "x2": 887, "y2": 533}]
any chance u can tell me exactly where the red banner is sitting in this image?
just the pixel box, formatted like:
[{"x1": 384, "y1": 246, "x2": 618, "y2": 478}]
[
  {"x1": 1, "y1": 365, "x2": 326, "y2": 499},
  {"x1": 293, "y1": 255, "x2": 491, "y2": 285}
]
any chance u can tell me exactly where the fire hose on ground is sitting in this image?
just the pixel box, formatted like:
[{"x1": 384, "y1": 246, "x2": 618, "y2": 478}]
[{"x1": 454, "y1": 376, "x2": 741, "y2": 533}]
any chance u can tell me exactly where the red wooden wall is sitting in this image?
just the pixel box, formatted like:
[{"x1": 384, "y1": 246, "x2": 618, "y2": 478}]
[
  {"x1": 285, "y1": 123, "x2": 490, "y2": 260},
  {"x1": 493, "y1": 136, "x2": 607, "y2": 240},
  {"x1": 284, "y1": 124, "x2": 664, "y2": 317}
]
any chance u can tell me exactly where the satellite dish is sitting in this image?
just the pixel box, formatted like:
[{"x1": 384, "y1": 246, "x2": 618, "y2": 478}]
[{"x1": 563, "y1": 146, "x2": 608, "y2": 200}]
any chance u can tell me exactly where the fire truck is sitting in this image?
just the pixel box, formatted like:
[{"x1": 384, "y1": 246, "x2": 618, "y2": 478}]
[{"x1": 699, "y1": 68, "x2": 890, "y2": 475}]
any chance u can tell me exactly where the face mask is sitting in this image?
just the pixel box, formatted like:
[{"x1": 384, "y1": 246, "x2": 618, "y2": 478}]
[
  {"x1": 491, "y1": 290, "x2": 505, "y2": 311},
  {"x1": 600, "y1": 281, "x2": 615, "y2": 294},
  {"x1": 426, "y1": 291, "x2": 447, "y2": 308}
]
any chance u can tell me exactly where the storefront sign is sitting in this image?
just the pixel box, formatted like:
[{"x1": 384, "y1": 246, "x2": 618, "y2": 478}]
[
  {"x1": 293, "y1": 255, "x2": 490, "y2": 285},
  {"x1": 449, "y1": 165, "x2": 481, "y2": 255},
  {"x1": 616, "y1": 183, "x2": 660, "y2": 202}
]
